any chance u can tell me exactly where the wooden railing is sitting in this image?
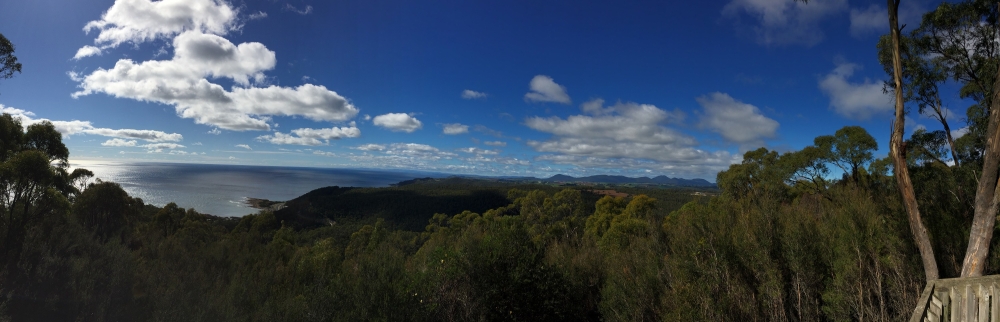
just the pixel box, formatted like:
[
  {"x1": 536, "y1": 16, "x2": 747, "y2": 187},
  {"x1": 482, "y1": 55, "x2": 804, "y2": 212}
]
[{"x1": 910, "y1": 275, "x2": 1000, "y2": 322}]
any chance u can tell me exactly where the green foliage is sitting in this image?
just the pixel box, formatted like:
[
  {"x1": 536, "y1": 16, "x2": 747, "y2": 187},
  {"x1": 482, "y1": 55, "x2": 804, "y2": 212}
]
[
  {"x1": 0, "y1": 33, "x2": 21, "y2": 82},
  {"x1": 72, "y1": 181, "x2": 143, "y2": 242},
  {"x1": 2, "y1": 110, "x2": 990, "y2": 322},
  {"x1": 820, "y1": 125, "x2": 878, "y2": 182}
]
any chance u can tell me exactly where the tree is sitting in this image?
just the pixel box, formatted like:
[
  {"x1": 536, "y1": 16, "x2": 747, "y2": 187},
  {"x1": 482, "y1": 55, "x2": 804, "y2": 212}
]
[
  {"x1": 886, "y1": 0, "x2": 940, "y2": 281},
  {"x1": 72, "y1": 181, "x2": 143, "y2": 242},
  {"x1": 877, "y1": 30, "x2": 961, "y2": 165},
  {"x1": 816, "y1": 126, "x2": 878, "y2": 183},
  {"x1": 0, "y1": 33, "x2": 22, "y2": 89},
  {"x1": 0, "y1": 115, "x2": 76, "y2": 269}
]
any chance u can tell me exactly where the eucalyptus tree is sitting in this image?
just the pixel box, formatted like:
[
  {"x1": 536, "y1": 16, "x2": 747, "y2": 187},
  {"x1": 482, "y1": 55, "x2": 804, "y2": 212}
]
[
  {"x1": 0, "y1": 116, "x2": 72, "y2": 267},
  {"x1": 0, "y1": 33, "x2": 20, "y2": 85},
  {"x1": 877, "y1": 32, "x2": 961, "y2": 165},
  {"x1": 886, "y1": 0, "x2": 940, "y2": 281},
  {"x1": 884, "y1": 0, "x2": 1000, "y2": 278}
]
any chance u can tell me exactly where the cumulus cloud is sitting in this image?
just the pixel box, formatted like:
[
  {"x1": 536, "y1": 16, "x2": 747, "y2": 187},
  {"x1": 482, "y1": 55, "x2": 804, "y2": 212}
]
[
  {"x1": 72, "y1": 30, "x2": 359, "y2": 131},
  {"x1": 580, "y1": 98, "x2": 614, "y2": 115},
  {"x1": 354, "y1": 143, "x2": 386, "y2": 151},
  {"x1": 461, "y1": 90, "x2": 487, "y2": 99},
  {"x1": 696, "y1": 92, "x2": 779, "y2": 146},
  {"x1": 818, "y1": 62, "x2": 893, "y2": 120},
  {"x1": 236, "y1": 144, "x2": 251, "y2": 150},
  {"x1": 256, "y1": 133, "x2": 322, "y2": 146},
  {"x1": 442, "y1": 123, "x2": 469, "y2": 135},
  {"x1": 102, "y1": 138, "x2": 137, "y2": 147},
  {"x1": 524, "y1": 100, "x2": 735, "y2": 177},
  {"x1": 524, "y1": 75, "x2": 571, "y2": 104},
  {"x1": 73, "y1": 1, "x2": 358, "y2": 131},
  {"x1": 313, "y1": 150, "x2": 335, "y2": 157},
  {"x1": 458, "y1": 147, "x2": 499, "y2": 155},
  {"x1": 208, "y1": 128, "x2": 221, "y2": 135},
  {"x1": 373, "y1": 113, "x2": 422, "y2": 133},
  {"x1": 384, "y1": 143, "x2": 457, "y2": 159},
  {"x1": 722, "y1": 0, "x2": 847, "y2": 46},
  {"x1": 2, "y1": 105, "x2": 183, "y2": 142},
  {"x1": 484, "y1": 140, "x2": 506, "y2": 147},
  {"x1": 81, "y1": 0, "x2": 239, "y2": 50},
  {"x1": 256, "y1": 125, "x2": 361, "y2": 146},
  {"x1": 73, "y1": 46, "x2": 103, "y2": 60}
]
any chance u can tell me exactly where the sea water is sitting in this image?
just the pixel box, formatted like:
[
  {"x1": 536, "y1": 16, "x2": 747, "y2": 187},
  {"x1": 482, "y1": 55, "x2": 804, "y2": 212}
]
[{"x1": 70, "y1": 161, "x2": 436, "y2": 217}]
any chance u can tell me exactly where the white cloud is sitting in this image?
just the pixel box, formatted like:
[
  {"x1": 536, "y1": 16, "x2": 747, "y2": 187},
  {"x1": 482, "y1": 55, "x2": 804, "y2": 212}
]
[
  {"x1": 524, "y1": 100, "x2": 735, "y2": 175},
  {"x1": 84, "y1": 128, "x2": 183, "y2": 142},
  {"x1": 458, "y1": 147, "x2": 499, "y2": 155},
  {"x1": 82, "y1": 0, "x2": 239, "y2": 50},
  {"x1": 256, "y1": 132, "x2": 323, "y2": 146},
  {"x1": 722, "y1": 0, "x2": 847, "y2": 46},
  {"x1": 696, "y1": 92, "x2": 779, "y2": 146},
  {"x1": 442, "y1": 123, "x2": 469, "y2": 135},
  {"x1": 292, "y1": 126, "x2": 361, "y2": 140},
  {"x1": 284, "y1": 4, "x2": 312, "y2": 15},
  {"x1": 2, "y1": 105, "x2": 183, "y2": 142},
  {"x1": 524, "y1": 75, "x2": 571, "y2": 104},
  {"x1": 248, "y1": 11, "x2": 267, "y2": 20},
  {"x1": 373, "y1": 113, "x2": 422, "y2": 133},
  {"x1": 208, "y1": 128, "x2": 221, "y2": 135},
  {"x1": 363, "y1": 114, "x2": 371, "y2": 121},
  {"x1": 72, "y1": 31, "x2": 360, "y2": 131},
  {"x1": 461, "y1": 90, "x2": 487, "y2": 99},
  {"x1": 849, "y1": 5, "x2": 885, "y2": 38},
  {"x1": 384, "y1": 143, "x2": 457, "y2": 159},
  {"x1": 952, "y1": 126, "x2": 970, "y2": 139},
  {"x1": 354, "y1": 144, "x2": 386, "y2": 151},
  {"x1": 142, "y1": 143, "x2": 185, "y2": 150},
  {"x1": 313, "y1": 150, "x2": 335, "y2": 157},
  {"x1": 848, "y1": 2, "x2": 927, "y2": 38},
  {"x1": 73, "y1": 46, "x2": 103, "y2": 60},
  {"x1": 193, "y1": 142, "x2": 203, "y2": 145},
  {"x1": 818, "y1": 62, "x2": 893, "y2": 120},
  {"x1": 256, "y1": 125, "x2": 360, "y2": 146},
  {"x1": 484, "y1": 140, "x2": 506, "y2": 147},
  {"x1": 101, "y1": 138, "x2": 137, "y2": 147},
  {"x1": 236, "y1": 144, "x2": 251, "y2": 150},
  {"x1": 580, "y1": 98, "x2": 613, "y2": 115}
]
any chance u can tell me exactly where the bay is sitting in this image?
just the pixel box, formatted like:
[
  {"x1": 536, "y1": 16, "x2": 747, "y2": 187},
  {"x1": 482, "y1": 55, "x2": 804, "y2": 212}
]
[{"x1": 70, "y1": 161, "x2": 438, "y2": 217}]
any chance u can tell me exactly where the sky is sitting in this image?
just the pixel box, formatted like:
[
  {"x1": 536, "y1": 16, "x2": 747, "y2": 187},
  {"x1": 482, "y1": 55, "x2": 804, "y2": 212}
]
[{"x1": 0, "y1": 0, "x2": 964, "y2": 180}]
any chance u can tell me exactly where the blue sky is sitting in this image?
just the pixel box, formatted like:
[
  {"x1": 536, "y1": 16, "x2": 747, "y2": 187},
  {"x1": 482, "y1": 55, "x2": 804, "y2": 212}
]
[{"x1": 0, "y1": 0, "x2": 961, "y2": 180}]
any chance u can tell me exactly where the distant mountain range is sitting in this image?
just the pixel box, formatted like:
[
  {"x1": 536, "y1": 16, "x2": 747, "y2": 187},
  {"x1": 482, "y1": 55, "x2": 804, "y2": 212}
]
[
  {"x1": 539, "y1": 174, "x2": 716, "y2": 188},
  {"x1": 397, "y1": 174, "x2": 717, "y2": 188}
]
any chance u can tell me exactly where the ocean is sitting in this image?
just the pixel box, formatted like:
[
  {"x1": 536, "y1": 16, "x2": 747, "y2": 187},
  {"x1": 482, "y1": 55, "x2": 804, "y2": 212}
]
[{"x1": 70, "y1": 161, "x2": 439, "y2": 217}]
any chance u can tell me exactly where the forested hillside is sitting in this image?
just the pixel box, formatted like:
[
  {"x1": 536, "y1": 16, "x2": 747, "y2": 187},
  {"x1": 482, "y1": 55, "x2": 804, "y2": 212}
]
[{"x1": 3, "y1": 107, "x2": 995, "y2": 321}]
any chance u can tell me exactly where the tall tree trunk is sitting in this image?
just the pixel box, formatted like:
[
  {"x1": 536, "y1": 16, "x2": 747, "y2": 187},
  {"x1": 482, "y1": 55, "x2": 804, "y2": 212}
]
[
  {"x1": 960, "y1": 3, "x2": 1000, "y2": 274},
  {"x1": 888, "y1": 0, "x2": 940, "y2": 281}
]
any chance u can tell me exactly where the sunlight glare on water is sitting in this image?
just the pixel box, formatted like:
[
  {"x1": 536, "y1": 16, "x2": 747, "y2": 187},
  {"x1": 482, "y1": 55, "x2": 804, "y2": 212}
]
[{"x1": 69, "y1": 160, "x2": 434, "y2": 217}]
